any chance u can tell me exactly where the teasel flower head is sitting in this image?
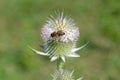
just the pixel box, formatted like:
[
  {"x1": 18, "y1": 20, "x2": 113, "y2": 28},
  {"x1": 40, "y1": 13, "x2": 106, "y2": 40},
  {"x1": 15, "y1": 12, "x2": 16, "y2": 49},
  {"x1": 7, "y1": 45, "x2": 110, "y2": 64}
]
[
  {"x1": 41, "y1": 12, "x2": 79, "y2": 43},
  {"x1": 30, "y1": 12, "x2": 88, "y2": 62},
  {"x1": 52, "y1": 69, "x2": 83, "y2": 80}
]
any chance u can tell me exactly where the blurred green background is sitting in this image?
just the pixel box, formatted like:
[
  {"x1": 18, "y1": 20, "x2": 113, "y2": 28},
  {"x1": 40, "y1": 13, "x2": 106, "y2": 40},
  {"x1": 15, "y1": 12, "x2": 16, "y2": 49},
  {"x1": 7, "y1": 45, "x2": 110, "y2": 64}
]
[{"x1": 0, "y1": 0, "x2": 120, "y2": 80}]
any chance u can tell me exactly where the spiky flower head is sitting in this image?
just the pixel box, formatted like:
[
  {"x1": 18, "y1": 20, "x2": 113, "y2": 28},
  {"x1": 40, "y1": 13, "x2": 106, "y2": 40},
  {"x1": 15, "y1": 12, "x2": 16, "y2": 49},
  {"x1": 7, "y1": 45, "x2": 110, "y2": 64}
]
[
  {"x1": 53, "y1": 69, "x2": 74, "y2": 80},
  {"x1": 30, "y1": 12, "x2": 88, "y2": 62},
  {"x1": 52, "y1": 69, "x2": 82, "y2": 80},
  {"x1": 41, "y1": 12, "x2": 79, "y2": 43}
]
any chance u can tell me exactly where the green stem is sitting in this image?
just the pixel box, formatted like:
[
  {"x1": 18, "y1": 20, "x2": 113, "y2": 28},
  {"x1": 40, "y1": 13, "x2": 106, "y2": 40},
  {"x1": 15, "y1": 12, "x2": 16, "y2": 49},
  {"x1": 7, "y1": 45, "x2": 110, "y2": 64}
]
[{"x1": 57, "y1": 57, "x2": 64, "y2": 70}]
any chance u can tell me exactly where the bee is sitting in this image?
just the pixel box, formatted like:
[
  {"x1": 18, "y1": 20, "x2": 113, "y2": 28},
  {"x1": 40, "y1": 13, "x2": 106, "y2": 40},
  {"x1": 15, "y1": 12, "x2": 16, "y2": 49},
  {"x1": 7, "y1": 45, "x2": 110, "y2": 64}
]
[{"x1": 51, "y1": 30, "x2": 65, "y2": 37}]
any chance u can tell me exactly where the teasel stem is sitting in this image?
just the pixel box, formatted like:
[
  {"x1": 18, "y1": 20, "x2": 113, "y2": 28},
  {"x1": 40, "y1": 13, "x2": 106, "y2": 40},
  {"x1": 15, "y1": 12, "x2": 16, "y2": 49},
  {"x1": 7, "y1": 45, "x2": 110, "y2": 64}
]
[{"x1": 57, "y1": 57, "x2": 64, "y2": 70}]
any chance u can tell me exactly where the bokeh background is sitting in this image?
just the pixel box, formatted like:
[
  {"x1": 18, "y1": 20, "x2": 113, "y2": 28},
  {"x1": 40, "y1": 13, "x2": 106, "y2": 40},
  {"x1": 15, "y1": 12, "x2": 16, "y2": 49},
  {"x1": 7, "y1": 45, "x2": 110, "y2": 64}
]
[{"x1": 0, "y1": 0, "x2": 120, "y2": 80}]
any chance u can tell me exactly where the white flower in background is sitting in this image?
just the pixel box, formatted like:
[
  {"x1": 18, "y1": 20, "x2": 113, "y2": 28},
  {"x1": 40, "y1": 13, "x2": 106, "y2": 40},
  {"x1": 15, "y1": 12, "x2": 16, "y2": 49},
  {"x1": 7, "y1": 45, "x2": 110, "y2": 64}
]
[
  {"x1": 30, "y1": 12, "x2": 88, "y2": 62},
  {"x1": 52, "y1": 69, "x2": 82, "y2": 80}
]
